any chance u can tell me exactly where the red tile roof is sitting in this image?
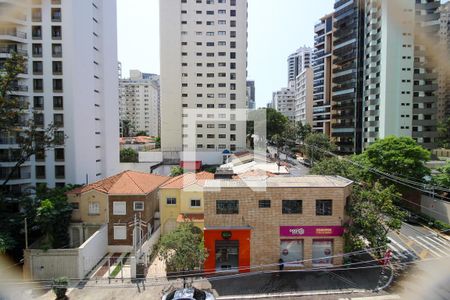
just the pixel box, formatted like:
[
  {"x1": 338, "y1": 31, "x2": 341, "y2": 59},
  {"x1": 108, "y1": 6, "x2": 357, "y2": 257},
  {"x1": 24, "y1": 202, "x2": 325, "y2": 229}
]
[
  {"x1": 160, "y1": 171, "x2": 214, "y2": 189},
  {"x1": 67, "y1": 171, "x2": 169, "y2": 195}
]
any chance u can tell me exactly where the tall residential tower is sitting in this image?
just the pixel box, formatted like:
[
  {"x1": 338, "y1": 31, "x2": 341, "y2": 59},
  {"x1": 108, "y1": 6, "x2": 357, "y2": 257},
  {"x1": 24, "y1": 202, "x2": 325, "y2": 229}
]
[
  {"x1": 0, "y1": 0, "x2": 119, "y2": 193},
  {"x1": 160, "y1": 0, "x2": 248, "y2": 163}
]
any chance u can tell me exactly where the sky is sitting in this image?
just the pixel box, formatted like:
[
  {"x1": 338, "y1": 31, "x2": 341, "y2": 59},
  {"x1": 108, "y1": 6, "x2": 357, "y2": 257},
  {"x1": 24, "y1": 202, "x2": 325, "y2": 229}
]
[{"x1": 117, "y1": 0, "x2": 335, "y2": 108}]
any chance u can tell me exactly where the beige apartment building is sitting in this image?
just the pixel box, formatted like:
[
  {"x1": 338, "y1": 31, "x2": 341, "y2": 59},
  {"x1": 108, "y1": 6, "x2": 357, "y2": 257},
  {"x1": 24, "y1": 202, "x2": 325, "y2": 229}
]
[
  {"x1": 294, "y1": 68, "x2": 314, "y2": 125},
  {"x1": 159, "y1": 0, "x2": 248, "y2": 164},
  {"x1": 203, "y1": 176, "x2": 353, "y2": 272}
]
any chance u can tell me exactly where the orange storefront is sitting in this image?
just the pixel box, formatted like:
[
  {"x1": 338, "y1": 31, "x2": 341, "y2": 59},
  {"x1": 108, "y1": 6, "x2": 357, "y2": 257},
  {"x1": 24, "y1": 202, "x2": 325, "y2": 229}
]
[{"x1": 204, "y1": 227, "x2": 251, "y2": 273}]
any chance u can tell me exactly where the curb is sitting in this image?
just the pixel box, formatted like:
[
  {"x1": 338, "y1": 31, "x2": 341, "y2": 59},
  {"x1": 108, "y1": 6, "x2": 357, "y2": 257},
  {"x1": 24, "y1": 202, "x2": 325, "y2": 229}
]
[{"x1": 217, "y1": 288, "x2": 369, "y2": 299}]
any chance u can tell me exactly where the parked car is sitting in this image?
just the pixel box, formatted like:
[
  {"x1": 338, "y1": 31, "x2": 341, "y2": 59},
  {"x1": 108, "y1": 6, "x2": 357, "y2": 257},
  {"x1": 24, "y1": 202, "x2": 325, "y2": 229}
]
[
  {"x1": 162, "y1": 288, "x2": 215, "y2": 300},
  {"x1": 404, "y1": 212, "x2": 421, "y2": 225}
]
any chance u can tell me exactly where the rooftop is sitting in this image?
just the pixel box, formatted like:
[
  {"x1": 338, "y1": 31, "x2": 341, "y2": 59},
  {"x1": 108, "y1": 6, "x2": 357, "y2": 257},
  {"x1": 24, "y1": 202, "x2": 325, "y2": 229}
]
[
  {"x1": 67, "y1": 170, "x2": 169, "y2": 195},
  {"x1": 160, "y1": 171, "x2": 215, "y2": 189}
]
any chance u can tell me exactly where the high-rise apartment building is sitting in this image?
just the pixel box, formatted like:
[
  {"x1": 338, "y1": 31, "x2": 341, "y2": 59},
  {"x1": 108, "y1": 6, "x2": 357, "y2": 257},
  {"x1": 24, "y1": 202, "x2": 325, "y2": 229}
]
[
  {"x1": 438, "y1": 2, "x2": 450, "y2": 121},
  {"x1": 332, "y1": 0, "x2": 365, "y2": 154},
  {"x1": 287, "y1": 46, "x2": 313, "y2": 86},
  {"x1": 312, "y1": 14, "x2": 334, "y2": 137},
  {"x1": 119, "y1": 70, "x2": 160, "y2": 137},
  {"x1": 273, "y1": 88, "x2": 295, "y2": 122},
  {"x1": 294, "y1": 68, "x2": 313, "y2": 125},
  {"x1": 0, "y1": 0, "x2": 119, "y2": 193},
  {"x1": 160, "y1": 0, "x2": 248, "y2": 163}
]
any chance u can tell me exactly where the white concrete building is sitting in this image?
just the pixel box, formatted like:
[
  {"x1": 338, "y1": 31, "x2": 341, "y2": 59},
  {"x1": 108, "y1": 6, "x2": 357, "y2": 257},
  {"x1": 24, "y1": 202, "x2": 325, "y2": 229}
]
[
  {"x1": 287, "y1": 46, "x2": 313, "y2": 87},
  {"x1": 0, "y1": 0, "x2": 119, "y2": 193},
  {"x1": 294, "y1": 68, "x2": 313, "y2": 125},
  {"x1": 273, "y1": 88, "x2": 295, "y2": 122},
  {"x1": 119, "y1": 70, "x2": 160, "y2": 137},
  {"x1": 438, "y1": 1, "x2": 450, "y2": 122},
  {"x1": 159, "y1": 0, "x2": 248, "y2": 164}
]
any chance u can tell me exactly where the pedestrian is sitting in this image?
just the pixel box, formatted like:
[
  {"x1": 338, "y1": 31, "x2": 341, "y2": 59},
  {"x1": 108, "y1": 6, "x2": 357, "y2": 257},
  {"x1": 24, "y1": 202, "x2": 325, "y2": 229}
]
[{"x1": 278, "y1": 258, "x2": 284, "y2": 271}]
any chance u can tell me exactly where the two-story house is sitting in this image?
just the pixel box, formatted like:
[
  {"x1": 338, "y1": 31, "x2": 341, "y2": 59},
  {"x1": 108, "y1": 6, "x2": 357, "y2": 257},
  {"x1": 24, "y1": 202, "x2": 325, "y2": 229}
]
[{"x1": 159, "y1": 172, "x2": 214, "y2": 235}]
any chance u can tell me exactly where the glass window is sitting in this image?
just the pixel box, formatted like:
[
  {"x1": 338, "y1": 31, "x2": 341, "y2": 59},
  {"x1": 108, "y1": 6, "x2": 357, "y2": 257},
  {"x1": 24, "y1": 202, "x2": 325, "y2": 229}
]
[
  {"x1": 312, "y1": 240, "x2": 333, "y2": 265},
  {"x1": 282, "y1": 200, "x2": 302, "y2": 214},
  {"x1": 216, "y1": 200, "x2": 238, "y2": 214},
  {"x1": 134, "y1": 201, "x2": 144, "y2": 211},
  {"x1": 191, "y1": 199, "x2": 201, "y2": 207},
  {"x1": 316, "y1": 200, "x2": 332, "y2": 216},
  {"x1": 280, "y1": 240, "x2": 303, "y2": 264},
  {"x1": 113, "y1": 201, "x2": 126, "y2": 215},
  {"x1": 166, "y1": 197, "x2": 176, "y2": 205},
  {"x1": 258, "y1": 200, "x2": 271, "y2": 208},
  {"x1": 113, "y1": 225, "x2": 126, "y2": 240},
  {"x1": 89, "y1": 202, "x2": 100, "y2": 215}
]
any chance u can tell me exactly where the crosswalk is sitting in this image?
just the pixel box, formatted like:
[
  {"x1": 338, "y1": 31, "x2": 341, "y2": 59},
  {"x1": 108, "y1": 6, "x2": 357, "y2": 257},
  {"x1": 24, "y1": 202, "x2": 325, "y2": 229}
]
[{"x1": 387, "y1": 234, "x2": 450, "y2": 262}]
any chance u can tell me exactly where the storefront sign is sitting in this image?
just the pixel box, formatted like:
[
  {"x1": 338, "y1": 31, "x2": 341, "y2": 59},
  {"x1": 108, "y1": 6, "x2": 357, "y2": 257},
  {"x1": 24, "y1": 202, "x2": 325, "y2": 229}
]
[
  {"x1": 221, "y1": 231, "x2": 232, "y2": 239},
  {"x1": 280, "y1": 226, "x2": 344, "y2": 237}
]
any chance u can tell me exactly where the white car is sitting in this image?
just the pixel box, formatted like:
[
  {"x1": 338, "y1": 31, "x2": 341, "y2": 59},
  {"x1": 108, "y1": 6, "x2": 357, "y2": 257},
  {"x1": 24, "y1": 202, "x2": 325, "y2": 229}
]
[{"x1": 162, "y1": 288, "x2": 215, "y2": 300}]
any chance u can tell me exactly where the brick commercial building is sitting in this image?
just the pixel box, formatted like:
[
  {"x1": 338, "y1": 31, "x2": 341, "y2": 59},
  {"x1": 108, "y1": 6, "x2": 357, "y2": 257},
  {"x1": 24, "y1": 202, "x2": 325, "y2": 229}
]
[{"x1": 203, "y1": 176, "x2": 353, "y2": 272}]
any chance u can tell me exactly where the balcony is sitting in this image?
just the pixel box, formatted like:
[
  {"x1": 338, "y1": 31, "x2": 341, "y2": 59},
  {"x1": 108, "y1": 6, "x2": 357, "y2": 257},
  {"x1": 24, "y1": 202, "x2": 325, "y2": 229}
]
[
  {"x1": 11, "y1": 84, "x2": 28, "y2": 92},
  {"x1": 0, "y1": 28, "x2": 27, "y2": 40},
  {"x1": 0, "y1": 46, "x2": 27, "y2": 56}
]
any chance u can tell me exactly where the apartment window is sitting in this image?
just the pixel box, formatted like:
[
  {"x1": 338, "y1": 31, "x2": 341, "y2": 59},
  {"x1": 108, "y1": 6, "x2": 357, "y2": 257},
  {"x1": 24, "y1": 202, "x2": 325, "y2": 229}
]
[
  {"x1": 36, "y1": 166, "x2": 46, "y2": 179},
  {"x1": 51, "y1": 8, "x2": 62, "y2": 22},
  {"x1": 181, "y1": 10, "x2": 187, "y2": 14},
  {"x1": 32, "y1": 61, "x2": 43, "y2": 75},
  {"x1": 230, "y1": 0, "x2": 236, "y2": 5},
  {"x1": 218, "y1": 9, "x2": 226, "y2": 14},
  {"x1": 206, "y1": 10, "x2": 214, "y2": 15},
  {"x1": 32, "y1": 8, "x2": 42, "y2": 22},
  {"x1": 230, "y1": 62, "x2": 236, "y2": 69},
  {"x1": 53, "y1": 79, "x2": 63, "y2": 92},
  {"x1": 134, "y1": 201, "x2": 144, "y2": 211},
  {"x1": 53, "y1": 96, "x2": 63, "y2": 109},
  {"x1": 219, "y1": 124, "x2": 226, "y2": 129},
  {"x1": 230, "y1": 144, "x2": 236, "y2": 151},
  {"x1": 54, "y1": 114, "x2": 64, "y2": 126},
  {"x1": 282, "y1": 200, "x2": 302, "y2": 214},
  {"x1": 166, "y1": 197, "x2": 176, "y2": 205},
  {"x1": 218, "y1": 134, "x2": 226, "y2": 138},
  {"x1": 34, "y1": 96, "x2": 44, "y2": 109},
  {"x1": 230, "y1": 20, "x2": 236, "y2": 27},
  {"x1": 52, "y1": 61, "x2": 63, "y2": 75},
  {"x1": 316, "y1": 200, "x2": 332, "y2": 216},
  {"x1": 54, "y1": 131, "x2": 65, "y2": 145},
  {"x1": 33, "y1": 79, "x2": 43, "y2": 92},
  {"x1": 52, "y1": 44, "x2": 62, "y2": 57},
  {"x1": 207, "y1": 134, "x2": 215, "y2": 138},
  {"x1": 230, "y1": 10, "x2": 236, "y2": 16},
  {"x1": 54, "y1": 148, "x2": 64, "y2": 161},
  {"x1": 207, "y1": 42, "x2": 214, "y2": 46},
  {"x1": 34, "y1": 113, "x2": 44, "y2": 126},
  {"x1": 218, "y1": 52, "x2": 226, "y2": 57},
  {"x1": 230, "y1": 124, "x2": 236, "y2": 131},
  {"x1": 113, "y1": 201, "x2": 126, "y2": 215},
  {"x1": 207, "y1": 124, "x2": 215, "y2": 128},
  {"x1": 89, "y1": 202, "x2": 100, "y2": 215},
  {"x1": 52, "y1": 26, "x2": 62, "y2": 39},
  {"x1": 230, "y1": 41, "x2": 236, "y2": 49},
  {"x1": 216, "y1": 200, "x2": 238, "y2": 214},
  {"x1": 32, "y1": 44, "x2": 42, "y2": 57},
  {"x1": 55, "y1": 165, "x2": 65, "y2": 178},
  {"x1": 259, "y1": 200, "x2": 271, "y2": 208},
  {"x1": 218, "y1": 31, "x2": 226, "y2": 36},
  {"x1": 113, "y1": 225, "x2": 126, "y2": 240},
  {"x1": 197, "y1": 144, "x2": 203, "y2": 149},
  {"x1": 230, "y1": 31, "x2": 236, "y2": 38},
  {"x1": 191, "y1": 199, "x2": 201, "y2": 208},
  {"x1": 207, "y1": 21, "x2": 214, "y2": 25},
  {"x1": 230, "y1": 73, "x2": 236, "y2": 80},
  {"x1": 230, "y1": 52, "x2": 236, "y2": 59}
]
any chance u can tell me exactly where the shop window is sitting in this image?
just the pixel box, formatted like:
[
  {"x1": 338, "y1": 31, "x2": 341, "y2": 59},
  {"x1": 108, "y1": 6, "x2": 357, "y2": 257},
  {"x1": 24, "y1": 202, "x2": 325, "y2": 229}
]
[
  {"x1": 113, "y1": 225, "x2": 126, "y2": 240},
  {"x1": 216, "y1": 200, "x2": 238, "y2": 214},
  {"x1": 316, "y1": 200, "x2": 332, "y2": 216},
  {"x1": 215, "y1": 240, "x2": 238, "y2": 271},
  {"x1": 312, "y1": 240, "x2": 333, "y2": 266},
  {"x1": 282, "y1": 200, "x2": 302, "y2": 214},
  {"x1": 280, "y1": 240, "x2": 303, "y2": 265},
  {"x1": 258, "y1": 200, "x2": 270, "y2": 208}
]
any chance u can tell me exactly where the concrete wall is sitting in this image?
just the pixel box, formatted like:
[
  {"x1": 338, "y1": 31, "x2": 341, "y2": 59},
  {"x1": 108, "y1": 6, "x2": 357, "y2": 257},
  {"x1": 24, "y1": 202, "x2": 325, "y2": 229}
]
[
  {"x1": 23, "y1": 225, "x2": 108, "y2": 280},
  {"x1": 139, "y1": 152, "x2": 163, "y2": 163},
  {"x1": 421, "y1": 194, "x2": 450, "y2": 223}
]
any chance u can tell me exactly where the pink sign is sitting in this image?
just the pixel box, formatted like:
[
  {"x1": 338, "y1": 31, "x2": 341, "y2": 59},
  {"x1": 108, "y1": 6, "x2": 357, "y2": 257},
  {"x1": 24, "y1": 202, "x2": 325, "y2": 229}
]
[{"x1": 280, "y1": 226, "x2": 344, "y2": 237}]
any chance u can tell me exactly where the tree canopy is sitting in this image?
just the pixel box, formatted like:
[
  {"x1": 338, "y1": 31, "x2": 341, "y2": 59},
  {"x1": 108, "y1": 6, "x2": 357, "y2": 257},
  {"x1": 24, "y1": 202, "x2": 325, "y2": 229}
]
[
  {"x1": 170, "y1": 166, "x2": 184, "y2": 177},
  {"x1": 120, "y1": 148, "x2": 138, "y2": 163},
  {"x1": 303, "y1": 133, "x2": 337, "y2": 164},
  {"x1": 158, "y1": 222, "x2": 207, "y2": 273},
  {"x1": 433, "y1": 161, "x2": 450, "y2": 188}
]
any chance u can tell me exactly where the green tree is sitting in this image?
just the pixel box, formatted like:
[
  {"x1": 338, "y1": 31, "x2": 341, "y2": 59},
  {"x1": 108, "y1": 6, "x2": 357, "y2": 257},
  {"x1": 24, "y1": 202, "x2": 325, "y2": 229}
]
[
  {"x1": 303, "y1": 133, "x2": 336, "y2": 164},
  {"x1": 170, "y1": 166, "x2": 184, "y2": 177},
  {"x1": 158, "y1": 222, "x2": 207, "y2": 273},
  {"x1": 433, "y1": 161, "x2": 450, "y2": 188},
  {"x1": 345, "y1": 184, "x2": 406, "y2": 257},
  {"x1": 35, "y1": 186, "x2": 73, "y2": 249},
  {"x1": 120, "y1": 148, "x2": 138, "y2": 162},
  {"x1": 135, "y1": 130, "x2": 148, "y2": 137},
  {"x1": 0, "y1": 52, "x2": 60, "y2": 190},
  {"x1": 296, "y1": 122, "x2": 312, "y2": 143},
  {"x1": 437, "y1": 117, "x2": 450, "y2": 149},
  {"x1": 155, "y1": 136, "x2": 161, "y2": 149},
  {"x1": 266, "y1": 108, "x2": 289, "y2": 141},
  {"x1": 361, "y1": 136, "x2": 431, "y2": 182}
]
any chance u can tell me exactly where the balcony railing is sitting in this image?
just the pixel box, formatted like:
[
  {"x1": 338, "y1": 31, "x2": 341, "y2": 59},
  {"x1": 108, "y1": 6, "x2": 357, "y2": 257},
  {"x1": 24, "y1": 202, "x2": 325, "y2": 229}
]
[{"x1": 0, "y1": 28, "x2": 27, "y2": 39}]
